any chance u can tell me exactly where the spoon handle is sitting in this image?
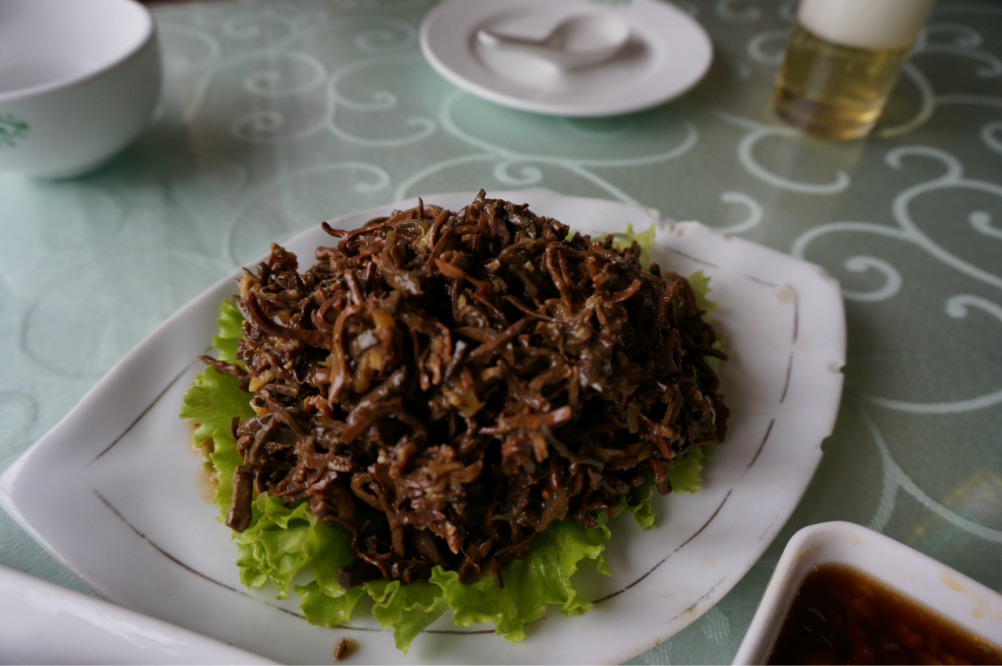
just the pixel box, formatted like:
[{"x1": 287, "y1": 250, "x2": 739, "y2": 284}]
[{"x1": 476, "y1": 29, "x2": 546, "y2": 49}]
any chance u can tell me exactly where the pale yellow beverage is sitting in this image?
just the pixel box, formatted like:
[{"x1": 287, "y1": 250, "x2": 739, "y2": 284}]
[{"x1": 773, "y1": 0, "x2": 935, "y2": 140}]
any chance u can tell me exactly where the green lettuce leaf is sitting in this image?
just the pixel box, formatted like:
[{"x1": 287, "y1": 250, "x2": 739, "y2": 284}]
[
  {"x1": 669, "y1": 445, "x2": 708, "y2": 494},
  {"x1": 685, "y1": 270, "x2": 728, "y2": 372},
  {"x1": 226, "y1": 447, "x2": 364, "y2": 610},
  {"x1": 365, "y1": 579, "x2": 450, "y2": 653},
  {"x1": 236, "y1": 492, "x2": 364, "y2": 608},
  {"x1": 618, "y1": 472, "x2": 657, "y2": 529},
  {"x1": 357, "y1": 513, "x2": 615, "y2": 652},
  {"x1": 178, "y1": 376, "x2": 253, "y2": 517},
  {"x1": 236, "y1": 493, "x2": 314, "y2": 594},
  {"x1": 616, "y1": 450, "x2": 704, "y2": 531},
  {"x1": 612, "y1": 221, "x2": 656, "y2": 269},
  {"x1": 178, "y1": 297, "x2": 253, "y2": 516},
  {"x1": 685, "y1": 270, "x2": 718, "y2": 315},
  {"x1": 429, "y1": 514, "x2": 611, "y2": 644},
  {"x1": 296, "y1": 580, "x2": 364, "y2": 628},
  {"x1": 212, "y1": 297, "x2": 245, "y2": 366}
]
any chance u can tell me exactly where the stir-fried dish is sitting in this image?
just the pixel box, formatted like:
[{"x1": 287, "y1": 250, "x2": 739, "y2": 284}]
[{"x1": 201, "y1": 191, "x2": 729, "y2": 592}]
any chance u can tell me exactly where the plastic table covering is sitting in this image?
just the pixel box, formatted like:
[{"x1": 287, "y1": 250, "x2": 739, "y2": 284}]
[{"x1": 1, "y1": 0, "x2": 1000, "y2": 663}]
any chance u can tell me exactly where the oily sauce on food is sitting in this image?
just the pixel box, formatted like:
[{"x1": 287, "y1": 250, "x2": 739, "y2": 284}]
[{"x1": 767, "y1": 563, "x2": 1002, "y2": 665}]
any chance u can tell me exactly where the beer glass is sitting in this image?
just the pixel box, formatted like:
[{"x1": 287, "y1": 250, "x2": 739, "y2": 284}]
[{"x1": 772, "y1": 0, "x2": 936, "y2": 140}]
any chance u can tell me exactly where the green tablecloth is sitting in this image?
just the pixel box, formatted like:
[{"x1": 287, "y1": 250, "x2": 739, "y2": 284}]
[{"x1": 1, "y1": 0, "x2": 1000, "y2": 663}]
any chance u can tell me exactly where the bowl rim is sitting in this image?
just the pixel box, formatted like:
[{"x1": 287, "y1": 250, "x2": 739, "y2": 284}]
[{"x1": 0, "y1": 0, "x2": 155, "y2": 104}]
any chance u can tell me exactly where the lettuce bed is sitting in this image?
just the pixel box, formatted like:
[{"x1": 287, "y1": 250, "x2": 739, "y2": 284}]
[{"x1": 179, "y1": 227, "x2": 718, "y2": 653}]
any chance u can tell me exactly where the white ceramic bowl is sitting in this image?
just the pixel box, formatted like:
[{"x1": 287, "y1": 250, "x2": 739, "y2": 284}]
[
  {"x1": 0, "y1": 0, "x2": 161, "y2": 178},
  {"x1": 733, "y1": 521, "x2": 1002, "y2": 664}
]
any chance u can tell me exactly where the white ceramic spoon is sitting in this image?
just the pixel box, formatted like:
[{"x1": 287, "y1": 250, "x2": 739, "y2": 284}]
[{"x1": 476, "y1": 14, "x2": 631, "y2": 69}]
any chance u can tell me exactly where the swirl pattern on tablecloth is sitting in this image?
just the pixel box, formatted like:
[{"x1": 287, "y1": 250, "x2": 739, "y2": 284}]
[{"x1": 1, "y1": 1, "x2": 1001, "y2": 663}]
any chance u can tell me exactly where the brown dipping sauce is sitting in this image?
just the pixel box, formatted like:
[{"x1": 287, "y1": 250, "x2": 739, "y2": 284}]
[{"x1": 767, "y1": 563, "x2": 1002, "y2": 665}]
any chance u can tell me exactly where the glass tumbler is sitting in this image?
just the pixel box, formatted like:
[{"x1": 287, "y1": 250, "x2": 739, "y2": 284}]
[{"x1": 772, "y1": 0, "x2": 936, "y2": 140}]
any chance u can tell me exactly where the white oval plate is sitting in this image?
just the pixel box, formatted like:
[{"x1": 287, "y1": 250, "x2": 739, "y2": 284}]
[
  {"x1": 420, "y1": 0, "x2": 713, "y2": 117},
  {"x1": 0, "y1": 192, "x2": 845, "y2": 664}
]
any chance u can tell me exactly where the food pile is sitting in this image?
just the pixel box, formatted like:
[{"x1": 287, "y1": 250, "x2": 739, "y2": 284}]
[{"x1": 205, "y1": 191, "x2": 728, "y2": 591}]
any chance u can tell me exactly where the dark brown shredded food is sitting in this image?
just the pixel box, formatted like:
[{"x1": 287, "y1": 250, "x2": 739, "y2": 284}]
[
  {"x1": 216, "y1": 190, "x2": 728, "y2": 588},
  {"x1": 332, "y1": 637, "x2": 351, "y2": 661}
]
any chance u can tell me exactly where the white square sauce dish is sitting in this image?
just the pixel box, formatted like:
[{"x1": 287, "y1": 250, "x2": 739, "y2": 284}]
[{"x1": 733, "y1": 521, "x2": 1002, "y2": 665}]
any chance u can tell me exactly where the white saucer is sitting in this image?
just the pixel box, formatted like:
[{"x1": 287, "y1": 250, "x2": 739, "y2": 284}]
[{"x1": 419, "y1": 0, "x2": 713, "y2": 117}]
